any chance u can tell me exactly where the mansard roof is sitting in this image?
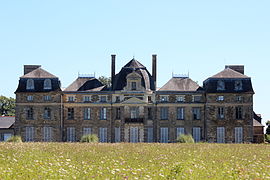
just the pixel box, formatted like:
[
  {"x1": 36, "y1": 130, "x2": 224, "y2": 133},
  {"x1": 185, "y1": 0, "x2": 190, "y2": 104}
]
[
  {"x1": 158, "y1": 77, "x2": 201, "y2": 92},
  {"x1": 210, "y1": 68, "x2": 250, "y2": 79},
  {"x1": 21, "y1": 68, "x2": 57, "y2": 79},
  {"x1": 112, "y1": 58, "x2": 155, "y2": 91},
  {"x1": 64, "y1": 77, "x2": 106, "y2": 91}
]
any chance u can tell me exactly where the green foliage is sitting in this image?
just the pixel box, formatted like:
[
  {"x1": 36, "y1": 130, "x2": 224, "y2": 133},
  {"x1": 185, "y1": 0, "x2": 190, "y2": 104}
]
[
  {"x1": 98, "y1": 76, "x2": 111, "y2": 87},
  {"x1": 6, "y1": 136, "x2": 22, "y2": 143},
  {"x1": 265, "y1": 134, "x2": 270, "y2": 143},
  {"x1": 176, "y1": 134, "x2": 195, "y2": 143},
  {"x1": 266, "y1": 120, "x2": 270, "y2": 135},
  {"x1": 0, "y1": 95, "x2": 15, "y2": 116},
  {"x1": 80, "y1": 134, "x2": 98, "y2": 143}
]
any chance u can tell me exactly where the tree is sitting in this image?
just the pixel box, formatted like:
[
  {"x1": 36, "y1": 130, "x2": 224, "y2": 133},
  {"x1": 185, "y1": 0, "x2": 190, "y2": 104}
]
[
  {"x1": 266, "y1": 120, "x2": 270, "y2": 135},
  {"x1": 0, "y1": 95, "x2": 15, "y2": 116},
  {"x1": 98, "y1": 76, "x2": 111, "y2": 87}
]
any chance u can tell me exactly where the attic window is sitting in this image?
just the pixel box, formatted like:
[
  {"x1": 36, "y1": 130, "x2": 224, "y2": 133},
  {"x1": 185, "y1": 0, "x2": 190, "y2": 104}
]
[
  {"x1": 217, "y1": 80, "x2": 225, "y2": 91},
  {"x1": 235, "y1": 80, "x2": 243, "y2": 91},
  {"x1": 131, "y1": 82, "x2": 137, "y2": 90},
  {"x1": 26, "y1": 79, "x2": 34, "y2": 90},
  {"x1": 44, "y1": 79, "x2": 52, "y2": 90},
  {"x1": 160, "y1": 96, "x2": 168, "y2": 102}
]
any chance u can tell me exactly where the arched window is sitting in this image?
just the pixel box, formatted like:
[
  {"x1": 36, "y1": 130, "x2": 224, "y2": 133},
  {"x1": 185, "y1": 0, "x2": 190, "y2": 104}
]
[
  {"x1": 44, "y1": 79, "x2": 52, "y2": 90},
  {"x1": 235, "y1": 80, "x2": 243, "y2": 91},
  {"x1": 26, "y1": 79, "x2": 34, "y2": 90},
  {"x1": 217, "y1": 80, "x2": 225, "y2": 91}
]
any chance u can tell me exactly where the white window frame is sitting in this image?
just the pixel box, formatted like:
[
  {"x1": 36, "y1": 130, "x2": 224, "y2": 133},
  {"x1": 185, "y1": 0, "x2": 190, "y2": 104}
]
[
  {"x1": 26, "y1": 79, "x2": 34, "y2": 90},
  {"x1": 176, "y1": 127, "x2": 185, "y2": 138},
  {"x1": 160, "y1": 96, "x2": 168, "y2": 102},
  {"x1": 130, "y1": 127, "x2": 139, "y2": 143},
  {"x1": 44, "y1": 79, "x2": 52, "y2": 90},
  {"x1": 27, "y1": 95, "x2": 33, "y2": 101},
  {"x1": 100, "y1": 108, "x2": 107, "y2": 120},
  {"x1": 43, "y1": 126, "x2": 52, "y2": 142},
  {"x1": 83, "y1": 127, "x2": 92, "y2": 136},
  {"x1": 177, "y1": 107, "x2": 185, "y2": 120},
  {"x1": 83, "y1": 96, "x2": 91, "y2": 102},
  {"x1": 115, "y1": 127, "x2": 121, "y2": 143},
  {"x1": 160, "y1": 107, "x2": 168, "y2": 120},
  {"x1": 99, "y1": 127, "x2": 108, "y2": 143},
  {"x1": 217, "y1": 127, "x2": 225, "y2": 143},
  {"x1": 218, "y1": 107, "x2": 225, "y2": 119},
  {"x1": 235, "y1": 127, "x2": 243, "y2": 143},
  {"x1": 147, "y1": 127, "x2": 153, "y2": 143},
  {"x1": 67, "y1": 127, "x2": 76, "y2": 142},
  {"x1": 67, "y1": 96, "x2": 75, "y2": 102},
  {"x1": 84, "y1": 108, "x2": 91, "y2": 120},
  {"x1": 44, "y1": 95, "x2": 51, "y2": 101},
  {"x1": 217, "y1": 96, "x2": 224, "y2": 101},
  {"x1": 192, "y1": 107, "x2": 201, "y2": 120},
  {"x1": 192, "y1": 127, "x2": 201, "y2": 142},
  {"x1": 192, "y1": 95, "x2": 202, "y2": 102},
  {"x1": 176, "y1": 96, "x2": 185, "y2": 102},
  {"x1": 160, "y1": 127, "x2": 169, "y2": 143},
  {"x1": 25, "y1": 126, "x2": 34, "y2": 142}
]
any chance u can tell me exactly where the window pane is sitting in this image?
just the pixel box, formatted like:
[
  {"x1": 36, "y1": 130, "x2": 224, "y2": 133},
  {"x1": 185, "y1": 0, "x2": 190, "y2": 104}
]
[
  {"x1": 217, "y1": 127, "x2": 225, "y2": 143},
  {"x1": 115, "y1": 127, "x2": 121, "y2": 143},
  {"x1": 192, "y1": 127, "x2": 201, "y2": 142},
  {"x1": 160, "y1": 127, "x2": 168, "y2": 143},
  {"x1": 147, "y1": 128, "x2": 153, "y2": 143}
]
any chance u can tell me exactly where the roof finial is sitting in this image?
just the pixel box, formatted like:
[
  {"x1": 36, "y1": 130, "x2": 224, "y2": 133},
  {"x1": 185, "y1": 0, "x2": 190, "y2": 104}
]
[{"x1": 133, "y1": 53, "x2": 135, "y2": 60}]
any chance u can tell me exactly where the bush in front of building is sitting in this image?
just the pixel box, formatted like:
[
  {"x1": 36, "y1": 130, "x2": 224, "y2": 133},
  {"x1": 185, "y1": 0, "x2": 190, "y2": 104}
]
[
  {"x1": 265, "y1": 134, "x2": 270, "y2": 143},
  {"x1": 6, "y1": 136, "x2": 22, "y2": 143},
  {"x1": 80, "y1": 134, "x2": 99, "y2": 143},
  {"x1": 176, "y1": 134, "x2": 194, "y2": 143}
]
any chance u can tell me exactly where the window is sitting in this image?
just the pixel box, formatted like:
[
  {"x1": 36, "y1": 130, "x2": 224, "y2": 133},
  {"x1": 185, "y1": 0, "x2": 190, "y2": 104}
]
[
  {"x1": 27, "y1": 95, "x2": 33, "y2": 101},
  {"x1": 130, "y1": 127, "x2": 139, "y2": 143},
  {"x1": 160, "y1": 96, "x2": 168, "y2": 102},
  {"x1": 3, "y1": 133, "x2": 12, "y2": 141},
  {"x1": 84, "y1": 108, "x2": 91, "y2": 120},
  {"x1": 130, "y1": 107, "x2": 139, "y2": 119},
  {"x1": 192, "y1": 107, "x2": 201, "y2": 120},
  {"x1": 100, "y1": 108, "x2": 107, "y2": 120},
  {"x1": 192, "y1": 127, "x2": 201, "y2": 142},
  {"x1": 218, "y1": 107, "x2": 225, "y2": 119},
  {"x1": 148, "y1": 96, "x2": 152, "y2": 102},
  {"x1": 26, "y1": 107, "x2": 34, "y2": 119},
  {"x1": 236, "y1": 96, "x2": 242, "y2": 102},
  {"x1": 236, "y1": 107, "x2": 243, "y2": 119},
  {"x1": 235, "y1": 127, "x2": 243, "y2": 143},
  {"x1": 68, "y1": 96, "x2": 75, "y2": 102},
  {"x1": 147, "y1": 107, "x2": 153, "y2": 119},
  {"x1": 115, "y1": 127, "x2": 121, "y2": 143},
  {"x1": 115, "y1": 96, "x2": 120, "y2": 103},
  {"x1": 177, "y1": 107, "x2": 185, "y2": 120},
  {"x1": 44, "y1": 79, "x2": 52, "y2": 90},
  {"x1": 193, "y1": 95, "x2": 201, "y2": 102},
  {"x1": 25, "y1": 127, "x2": 34, "y2": 142},
  {"x1": 83, "y1": 96, "x2": 91, "y2": 102},
  {"x1": 44, "y1": 95, "x2": 51, "y2": 101},
  {"x1": 67, "y1": 127, "x2": 75, "y2": 142},
  {"x1": 44, "y1": 107, "x2": 51, "y2": 119},
  {"x1": 160, "y1": 107, "x2": 168, "y2": 120},
  {"x1": 217, "y1": 96, "x2": 224, "y2": 101},
  {"x1": 176, "y1": 127, "x2": 185, "y2": 138},
  {"x1": 100, "y1": 96, "x2": 107, "y2": 102},
  {"x1": 83, "y1": 127, "x2": 92, "y2": 136},
  {"x1": 235, "y1": 80, "x2": 243, "y2": 91},
  {"x1": 99, "y1": 128, "x2": 107, "y2": 142},
  {"x1": 176, "y1": 96, "x2": 185, "y2": 102},
  {"x1": 131, "y1": 82, "x2": 137, "y2": 90},
  {"x1": 43, "y1": 127, "x2": 52, "y2": 142},
  {"x1": 217, "y1": 127, "x2": 225, "y2": 143},
  {"x1": 147, "y1": 127, "x2": 154, "y2": 143},
  {"x1": 116, "y1": 107, "x2": 121, "y2": 119},
  {"x1": 67, "y1": 108, "x2": 74, "y2": 120},
  {"x1": 26, "y1": 79, "x2": 34, "y2": 90},
  {"x1": 217, "y1": 80, "x2": 225, "y2": 91},
  {"x1": 160, "y1": 127, "x2": 169, "y2": 143}
]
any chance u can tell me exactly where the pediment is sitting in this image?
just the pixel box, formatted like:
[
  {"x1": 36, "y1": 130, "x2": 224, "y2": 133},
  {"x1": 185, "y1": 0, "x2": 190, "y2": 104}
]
[{"x1": 122, "y1": 97, "x2": 146, "y2": 104}]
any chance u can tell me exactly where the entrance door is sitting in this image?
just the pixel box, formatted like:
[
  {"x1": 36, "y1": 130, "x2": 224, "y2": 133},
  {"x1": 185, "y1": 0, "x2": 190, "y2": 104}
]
[{"x1": 130, "y1": 127, "x2": 139, "y2": 143}]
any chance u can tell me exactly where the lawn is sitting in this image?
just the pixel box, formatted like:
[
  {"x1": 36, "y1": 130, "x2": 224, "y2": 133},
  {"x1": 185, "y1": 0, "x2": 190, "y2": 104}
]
[{"x1": 0, "y1": 143, "x2": 269, "y2": 179}]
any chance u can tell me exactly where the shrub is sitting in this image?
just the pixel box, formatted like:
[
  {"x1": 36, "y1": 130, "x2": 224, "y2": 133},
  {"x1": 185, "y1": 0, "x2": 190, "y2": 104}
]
[
  {"x1": 265, "y1": 134, "x2": 270, "y2": 143},
  {"x1": 80, "y1": 134, "x2": 98, "y2": 143},
  {"x1": 176, "y1": 134, "x2": 194, "y2": 143},
  {"x1": 6, "y1": 136, "x2": 22, "y2": 143}
]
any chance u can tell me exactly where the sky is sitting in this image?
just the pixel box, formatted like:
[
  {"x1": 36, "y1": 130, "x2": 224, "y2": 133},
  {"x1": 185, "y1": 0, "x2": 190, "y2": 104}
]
[{"x1": 0, "y1": 0, "x2": 269, "y2": 126}]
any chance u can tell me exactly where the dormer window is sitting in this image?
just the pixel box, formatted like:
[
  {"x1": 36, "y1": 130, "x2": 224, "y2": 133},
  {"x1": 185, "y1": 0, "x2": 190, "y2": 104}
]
[
  {"x1": 176, "y1": 96, "x2": 185, "y2": 102},
  {"x1": 26, "y1": 79, "x2": 34, "y2": 90},
  {"x1": 160, "y1": 96, "x2": 168, "y2": 102},
  {"x1": 131, "y1": 82, "x2": 137, "y2": 90},
  {"x1": 44, "y1": 79, "x2": 52, "y2": 90},
  {"x1": 217, "y1": 96, "x2": 224, "y2": 101},
  {"x1": 217, "y1": 80, "x2": 225, "y2": 91},
  {"x1": 235, "y1": 80, "x2": 243, "y2": 91}
]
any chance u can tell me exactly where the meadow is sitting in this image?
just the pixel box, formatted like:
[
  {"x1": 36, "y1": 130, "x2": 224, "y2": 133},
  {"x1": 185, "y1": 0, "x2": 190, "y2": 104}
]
[{"x1": 0, "y1": 143, "x2": 269, "y2": 179}]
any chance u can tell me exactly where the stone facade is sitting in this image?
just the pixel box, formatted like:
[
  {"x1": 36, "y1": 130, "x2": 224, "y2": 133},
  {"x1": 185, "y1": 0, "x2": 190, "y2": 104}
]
[{"x1": 14, "y1": 56, "x2": 261, "y2": 143}]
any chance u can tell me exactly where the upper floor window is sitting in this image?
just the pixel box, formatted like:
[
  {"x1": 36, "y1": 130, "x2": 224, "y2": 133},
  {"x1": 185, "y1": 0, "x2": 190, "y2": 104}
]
[
  {"x1": 148, "y1": 96, "x2": 152, "y2": 103},
  {"x1": 176, "y1": 96, "x2": 185, "y2": 102},
  {"x1": 160, "y1": 107, "x2": 169, "y2": 120},
  {"x1": 26, "y1": 107, "x2": 34, "y2": 119},
  {"x1": 148, "y1": 107, "x2": 153, "y2": 119},
  {"x1": 217, "y1": 80, "x2": 225, "y2": 91},
  {"x1": 193, "y1": 95, "x2": 202, "y2": 102},
  {"x1": 27, "y1": 95, "x2": 33, "y2": 101},
  {"x1": 116, "y1": 107, "x2": 121, "y2": 119},
  {"x1": 100, "y1": 96, "x2": 107, "y2": 102},
  {"x1": 218, "y1": 107, "x2": 225, "y2": 119},
  {"x1": 84, "y1": 108, "x2": 91, "y2": 120},
  {"x1": 67, "y1": 108, "x2": 74, "y2": 120},
  {"x1": 235, "y1": 107, "x2": 243, "y2": 119},
  {"x1": 131, "y1": 82, "x2": 137, "y2": 90},
  {"x1": 44, "y1": 107, "x2": 51, "y2": 119},
  {"x1": 44, "y1": 95, "x2": 51, "y2": 101},
  {"x1": 130, "y1": 107, "x2": 139, "y2": 119},
  {"x1": 235, "y1": 80, "x2": 243, "y2": 91},
  {"x1": 26, "y1": 79, "x2": 34, "y2": 90},
  {"x1": 160, "y1": 96, "x2": 168, "y2": 102},
  {"x1": 44, "y1": 79, "x2": 52, "y2": 90},
  {"x1": 83, "y1": 96, "x2": 91, "y2": 102},
  {"x1": 177, "y1": 107, "x2": 185, "y2": 120},
  {"x1": 217, "y1": 96, "x2": 224, "y2": 101},
  {"x1": 236, "y1": 96, "x2": 243, "y2": 102},
  {"x1": 192, "y1": 107, "x2": 201, "y2": 120},
  {"x1": 115, "y1": 96, "x2": 120, "y2": 103},
  {"x1": 68, "y1": 96, "x2": 75, "y2": 102},
  {"x1": 100, "y1": 108, "x2": 107, "y2": 120}
]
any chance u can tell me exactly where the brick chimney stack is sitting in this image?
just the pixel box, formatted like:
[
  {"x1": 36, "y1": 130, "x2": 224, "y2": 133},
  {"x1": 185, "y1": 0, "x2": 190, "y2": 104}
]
[
  {"x1": 111, "y1": 54, "x2": 116, "y2": 88},
  {"x1": 24, "y1": 65, "x2": 41, "y2": 75},
  {"x1": 152, "y1": 54, "x2": 157, "y2": 90},
  {"x1": 225, "y1": 65, "x2": 244, "y2": 74}
]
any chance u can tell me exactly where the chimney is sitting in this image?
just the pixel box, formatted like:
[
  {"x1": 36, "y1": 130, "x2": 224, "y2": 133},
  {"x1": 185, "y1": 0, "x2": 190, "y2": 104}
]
[
  {"x1": 24, "y1": 65, "x2": 41, "y2": 75},
  {"x1": 152, "y1": 54, "x2": 157, "y2": 90},
  {"x1": 225, "y1": 65, "x2": 244, "y2": 74},
  {"x1": 111, "y1": 54, "x2": 116, "y2": 88}
]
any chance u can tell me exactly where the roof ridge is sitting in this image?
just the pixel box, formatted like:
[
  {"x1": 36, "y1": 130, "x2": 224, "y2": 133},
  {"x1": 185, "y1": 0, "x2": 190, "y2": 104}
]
[
  {"x1": 210, "y1": 68, "x2": 249, "y2": 79},
  {"x1": 21, "y1": 67, "x2": 58, "y2": 78}
]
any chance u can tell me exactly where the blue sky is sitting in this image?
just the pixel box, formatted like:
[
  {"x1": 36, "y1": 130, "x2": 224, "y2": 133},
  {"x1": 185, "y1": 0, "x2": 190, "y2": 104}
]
[{"x1": 0, "y1": 1, "x2": 269, "y2": 125}]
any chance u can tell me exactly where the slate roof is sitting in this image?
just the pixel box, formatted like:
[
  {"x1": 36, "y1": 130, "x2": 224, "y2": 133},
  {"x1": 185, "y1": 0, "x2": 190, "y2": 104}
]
[
  {"x1": 253, "y1": 119, "x2": 264, "y2": 127},
  {"x1": 64, "y1": 77, "x2": 105, "y2": 91},
  {"x1": 112, "y1": 59, "x2": 155, "y2": 91},
  {"x1": 21, "y1": 68, "x2": 57, "y2": 78},
  {"x1": 0, "y1": 116, "x2": 15, "y2": 129},
  {"x1": 211, "y1": 68, "x2": 250, "y2": 79},
  {"x1": 158, "y1": 77, "x2": 200, "y2": 91}
]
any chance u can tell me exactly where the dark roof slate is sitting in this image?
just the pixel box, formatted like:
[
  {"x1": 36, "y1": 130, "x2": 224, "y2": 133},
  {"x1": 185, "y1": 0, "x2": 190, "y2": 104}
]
[
  {"x1": 21, "y1": 68, "x2": 57, "y2": 78},
  {"x1": 158, "y1": 77, "x2": 200, "y2": 91},
  {"x1": 0, "y1": 116, "x2": 15, "y2": 129},
  {"x1": 64, "y1": 77, "x2": 105, "y2": 91},
  {"x1": 123, "y1": 59, "x2": 145, "y2": 69}
]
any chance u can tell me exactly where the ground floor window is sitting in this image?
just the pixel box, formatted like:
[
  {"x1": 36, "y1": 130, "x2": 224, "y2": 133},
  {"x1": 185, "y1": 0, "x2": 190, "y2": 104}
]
[
  {"x1": 217, "y1": 127, "x2": 225, "y2": 143},
  {"x1": 115, "y1": 127, "x2": 121, "y2": 142},
  {"x1": 147, "y1": 127, "x2": 153, "y2": 143},
  {"x1": 192, "y1": 127, "x2": 201, "y2": 142},
  {"x1": 235, "y1": 127, "x2": 243, "y2": 143},
  {"x1": 43, "y1": 126, "x2": 53, "y2": 142},
  {"x1": 130, "y1": 127, "x2": 139, "y2": 143},
  {"x1": 99, "y1": 128, "x2": 108, "y2": 142},
  {"x1": 176, "y1": 127, "x2": 185, "y2": 139},
  {"x1": 83, "y1": 127, "x2": 92, "y2": 136},
  {"x1": 67, "y1": 127, "x2": 75, "y2": 142},
  {"x1": 160, "y1": 127, "x2": 169, "y2": 143},
  {"x1": 3, "y1": 133, "x2": 12, "y2": 141},
  {"x1": 25, "y1": 126, "x2": 34, "y2": 142}
]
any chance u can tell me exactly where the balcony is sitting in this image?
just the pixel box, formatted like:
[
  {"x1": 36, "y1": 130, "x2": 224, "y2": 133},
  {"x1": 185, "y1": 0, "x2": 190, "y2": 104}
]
[{"x1": 125, "y1": 118, "x2": 144, "y2": 123}]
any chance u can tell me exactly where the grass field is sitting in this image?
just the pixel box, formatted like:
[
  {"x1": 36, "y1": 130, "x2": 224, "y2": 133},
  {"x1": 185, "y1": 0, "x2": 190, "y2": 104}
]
[{"x1": 0, "y1": 143, "x2": 269, "y2": 179}]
